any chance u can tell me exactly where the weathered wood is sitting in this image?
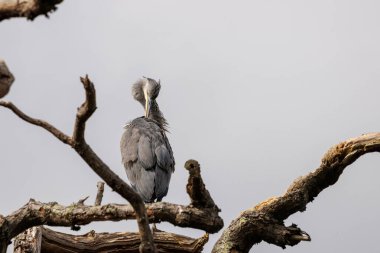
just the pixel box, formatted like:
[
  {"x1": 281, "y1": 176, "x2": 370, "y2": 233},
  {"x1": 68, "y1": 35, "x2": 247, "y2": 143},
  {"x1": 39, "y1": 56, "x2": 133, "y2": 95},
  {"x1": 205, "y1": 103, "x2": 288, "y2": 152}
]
[
  {"x1": 212, "y1": 133, "x2": 380, "y2": 253},
  {"x1": 185, "y1": 160, "x2": 220, "y2": 210},
  {"x1": 13, "y1": 227, "x2": 42, "y2": 253},
  {"x1": 0, "y1": 198, "x2": 222, "y2": 242},
  {"x1": 0, "y1": 0, "x2": 63, "y2": 21},
  {"x1": 0, "y1": 59, "x2": 14, "y2": 98},
  {"x1": 42, "y1": 227, "x2": 208, "y2": 253},
  {"x1": 13, "y1": 227, "x2": 208, "y2": 253}
]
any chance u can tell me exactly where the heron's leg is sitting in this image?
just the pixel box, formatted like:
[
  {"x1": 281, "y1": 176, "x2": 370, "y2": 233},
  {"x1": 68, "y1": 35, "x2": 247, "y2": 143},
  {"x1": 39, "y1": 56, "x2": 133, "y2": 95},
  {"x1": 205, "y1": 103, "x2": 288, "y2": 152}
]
[{"x1": 151, "y1": 200, "x2": 163, "y2": 232}]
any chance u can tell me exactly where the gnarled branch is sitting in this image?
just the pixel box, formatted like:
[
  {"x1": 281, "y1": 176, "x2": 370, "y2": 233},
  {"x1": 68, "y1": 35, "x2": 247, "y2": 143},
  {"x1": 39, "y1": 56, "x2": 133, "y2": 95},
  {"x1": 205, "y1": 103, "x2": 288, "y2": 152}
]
[
  {"x1": 185, "y1": 160, "x2": 220, "y2": 210},
  {"x1": 213, "y1": 133, "x2": 380, "y2": 253},
  {"x1": 0, "y1": 0, "x2": 63, "y2": 21},
  {"x1": 0, "y1": 160, "x2": 222, "y2": 243},
  {"x1": 0, "y1": 195, "x2": 222, "y2": 241}
]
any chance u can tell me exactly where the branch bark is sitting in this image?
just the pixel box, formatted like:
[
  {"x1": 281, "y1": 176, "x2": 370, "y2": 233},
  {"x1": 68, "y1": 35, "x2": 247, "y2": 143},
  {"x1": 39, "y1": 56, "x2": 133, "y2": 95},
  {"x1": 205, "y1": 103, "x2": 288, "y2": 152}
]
[
  {"x1": 212, "y1": 133, "x2": 380, "y2": 253},
  {"x1": 13, "y1": 227, "x2": 41, "y2": 253},
  {"x1": 15, "y1": 227, "x2": 208, "y2": 253},
  {"x1": 0, "y1": 198, "x2": 222, "y2": 241},
  {"x1": 0, "y1": 0, "x2": 63, "y2": 21}
]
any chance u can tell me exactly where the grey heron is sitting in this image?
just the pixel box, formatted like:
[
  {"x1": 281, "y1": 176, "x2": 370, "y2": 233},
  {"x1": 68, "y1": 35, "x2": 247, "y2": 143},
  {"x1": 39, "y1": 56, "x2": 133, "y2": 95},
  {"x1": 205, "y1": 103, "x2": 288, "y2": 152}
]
[{"x1": 120, "y1": 77, "x2": 175, "y2": 203}]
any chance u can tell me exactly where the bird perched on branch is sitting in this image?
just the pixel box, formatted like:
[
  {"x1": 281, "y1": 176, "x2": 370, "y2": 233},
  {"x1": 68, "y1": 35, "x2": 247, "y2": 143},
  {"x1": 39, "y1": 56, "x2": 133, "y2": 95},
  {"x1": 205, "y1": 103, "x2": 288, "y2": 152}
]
[{"x1": 120, "y1": 77, "x2": 175, "y2": 203}]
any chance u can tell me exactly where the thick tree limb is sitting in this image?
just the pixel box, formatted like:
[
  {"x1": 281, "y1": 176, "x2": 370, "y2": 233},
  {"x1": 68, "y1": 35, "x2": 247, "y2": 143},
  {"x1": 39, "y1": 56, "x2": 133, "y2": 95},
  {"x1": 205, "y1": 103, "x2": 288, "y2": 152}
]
[
  {"x1": 212, "y1": 133, "x2": 380, "y2": 253},
  {"x1": 0, "y1": 0, "x2": 63, "y2": 21},
  {"x1": 14, "y1": 226, "x2": 208, "y2": 253},
  {"x1": 0, "y1": 76, "x2": 155, "y2": 253},
  {"x1": 0, "y1": 199, "x2": 222, "y2": 240},
  {"x1": 0, "y1": 215, "x2": 6, "y2": 253}
]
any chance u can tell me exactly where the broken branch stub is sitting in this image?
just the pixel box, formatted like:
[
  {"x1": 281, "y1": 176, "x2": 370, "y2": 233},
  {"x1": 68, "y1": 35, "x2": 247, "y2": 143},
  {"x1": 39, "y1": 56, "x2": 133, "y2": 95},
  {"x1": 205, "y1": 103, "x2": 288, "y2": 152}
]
[{"x1": 0, "y1": 60, "x2": 14, "y2": 98}]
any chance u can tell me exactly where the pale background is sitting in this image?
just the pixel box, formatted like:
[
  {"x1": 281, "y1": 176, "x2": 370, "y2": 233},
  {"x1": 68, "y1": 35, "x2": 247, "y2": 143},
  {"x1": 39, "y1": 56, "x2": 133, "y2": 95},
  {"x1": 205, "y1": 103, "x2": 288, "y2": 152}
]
[{"x1": 1, "y1": 1, "x2": 380, "y2": 252}]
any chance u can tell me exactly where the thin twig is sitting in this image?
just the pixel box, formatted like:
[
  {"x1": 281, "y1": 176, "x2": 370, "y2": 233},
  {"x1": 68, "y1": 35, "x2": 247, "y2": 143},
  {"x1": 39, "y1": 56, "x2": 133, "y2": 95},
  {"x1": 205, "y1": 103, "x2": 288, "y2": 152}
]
[{"x1": 0, "y1": 101, "x2": 72, "y2": 145}]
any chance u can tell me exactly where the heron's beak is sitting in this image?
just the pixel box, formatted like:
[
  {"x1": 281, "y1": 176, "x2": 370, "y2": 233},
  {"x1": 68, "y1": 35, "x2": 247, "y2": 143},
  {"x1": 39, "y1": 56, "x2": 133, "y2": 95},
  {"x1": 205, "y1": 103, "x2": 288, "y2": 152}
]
[
  {"x1": 144, "y1": 89, "x2": 151, "y2": 118},
  {"x1": 145, "y1": 98, "x2": 152, "y2": 118}
]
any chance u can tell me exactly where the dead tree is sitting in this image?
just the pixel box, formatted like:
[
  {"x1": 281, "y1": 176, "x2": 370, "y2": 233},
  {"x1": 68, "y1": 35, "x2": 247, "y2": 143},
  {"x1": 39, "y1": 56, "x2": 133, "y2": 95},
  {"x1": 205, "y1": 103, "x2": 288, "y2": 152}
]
[{"x1": 2, "y1": 6, "x2": 380, "y2": 252}]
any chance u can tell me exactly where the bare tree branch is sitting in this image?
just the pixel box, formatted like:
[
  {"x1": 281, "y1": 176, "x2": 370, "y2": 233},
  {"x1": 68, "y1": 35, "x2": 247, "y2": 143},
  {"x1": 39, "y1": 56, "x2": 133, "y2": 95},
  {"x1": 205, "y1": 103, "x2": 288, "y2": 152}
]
[
  {"x1": 0, "y1": 75, "x2": 156, "y2": 252},
  {"x1": 72, "y1": 75, "x2": 96, "y2": 143},
  {"x1": 0, "y1": 101, "x2": 72, "y2": 144},
  {"x1": 0, "y1": 198, "x2": 222, "y2": 241},
  {"x1": 14, "y1": 226, "x2": 209, "y2": 253},
  {"x1": 0, "y1": 0, "x2": 63, "y2": 21},
  {"x1": 213, "y1": 132, "x2": 380, "y2": 253}
]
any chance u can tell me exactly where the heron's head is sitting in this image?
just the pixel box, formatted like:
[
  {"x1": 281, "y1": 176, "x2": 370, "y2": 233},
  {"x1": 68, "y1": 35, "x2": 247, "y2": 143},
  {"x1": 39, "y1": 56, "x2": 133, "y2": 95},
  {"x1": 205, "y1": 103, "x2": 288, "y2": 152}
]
[{"x1": 132, "y1": 77, "x2": 161, "y2": 118}]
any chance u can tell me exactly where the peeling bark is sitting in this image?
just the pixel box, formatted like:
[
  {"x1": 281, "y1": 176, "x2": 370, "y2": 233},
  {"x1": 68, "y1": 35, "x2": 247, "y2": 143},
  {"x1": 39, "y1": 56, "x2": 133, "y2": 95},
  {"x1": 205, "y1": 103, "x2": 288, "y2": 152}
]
[
  {"x1": 212, "y1": 133, "x2": 380, "y2": 253},
  {"x1": 13, "y1": 227, "x2": 41, "y2": 253},
  {"x1": 0, "y1": 0, "x2": 63, "y2": 21}
]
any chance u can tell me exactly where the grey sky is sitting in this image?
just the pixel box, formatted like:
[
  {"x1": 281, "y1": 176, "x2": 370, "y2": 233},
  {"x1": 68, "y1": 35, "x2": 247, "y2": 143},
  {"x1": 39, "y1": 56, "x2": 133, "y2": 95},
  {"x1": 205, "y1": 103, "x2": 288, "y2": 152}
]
[{"x1": 1, "y1": 0, "x2": 380, "y2": 252}]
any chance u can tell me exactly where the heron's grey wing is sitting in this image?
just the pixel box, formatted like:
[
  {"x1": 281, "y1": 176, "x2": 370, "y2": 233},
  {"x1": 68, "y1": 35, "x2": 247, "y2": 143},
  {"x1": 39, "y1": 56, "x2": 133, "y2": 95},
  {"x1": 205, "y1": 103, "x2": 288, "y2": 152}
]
[
  {"x1": 154, "y1": 144, "x2": 174, "y2": 200},
  {"x1": 120, "y1": 125, "x2": 139, "y2": 166},
  {"x1": 137, "y1": 135, "x2": 156, "y2": 170},
  {"x1": 127, "y1": 162, "x2": 155, "y2": 203},
  {"x1": 155, "y1": 145, "x2": 174, "y2": 171},
  {"x1": 154, "y1": 167, "x2": 172, "y2": 201}
]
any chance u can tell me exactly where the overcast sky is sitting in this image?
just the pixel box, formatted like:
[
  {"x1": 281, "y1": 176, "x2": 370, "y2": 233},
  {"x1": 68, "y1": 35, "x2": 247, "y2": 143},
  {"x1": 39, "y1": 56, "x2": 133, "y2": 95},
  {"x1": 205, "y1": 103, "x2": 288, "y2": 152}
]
[{"x1": 1, "y1": 1, "x2": 380, "y2": 252}]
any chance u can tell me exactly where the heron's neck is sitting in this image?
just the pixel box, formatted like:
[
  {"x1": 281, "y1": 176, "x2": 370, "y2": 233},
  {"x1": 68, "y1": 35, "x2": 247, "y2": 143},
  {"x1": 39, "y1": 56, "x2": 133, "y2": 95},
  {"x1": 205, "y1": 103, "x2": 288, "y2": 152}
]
[{"x1": 148, "y1": 101, "x2": 168, "y2": 131}]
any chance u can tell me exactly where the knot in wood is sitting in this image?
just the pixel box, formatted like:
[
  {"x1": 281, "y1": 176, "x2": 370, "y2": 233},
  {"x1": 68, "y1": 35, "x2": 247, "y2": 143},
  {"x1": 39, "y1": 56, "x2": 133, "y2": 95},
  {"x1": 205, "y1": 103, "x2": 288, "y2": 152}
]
[{"x1": 184, "y1": 159, "x2": 200, "y2": 174}]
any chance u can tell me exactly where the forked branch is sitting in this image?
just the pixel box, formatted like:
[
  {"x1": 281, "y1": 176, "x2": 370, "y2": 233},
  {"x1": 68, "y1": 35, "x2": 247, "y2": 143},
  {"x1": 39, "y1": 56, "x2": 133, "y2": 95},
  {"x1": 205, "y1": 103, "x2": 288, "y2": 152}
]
[
  {"x1": 213, "y1": 133, "x2": 380, "y2": 252},
  {"x1": 0, "y1": 75, "x2": 155, "y2": 253}
]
